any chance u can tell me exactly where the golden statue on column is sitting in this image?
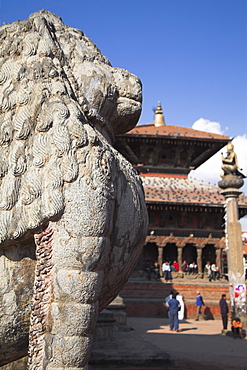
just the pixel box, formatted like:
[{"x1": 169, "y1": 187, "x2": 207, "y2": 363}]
[
  {"x1": 218, "y1": 142, "x2": 246, "y2": 326},
  {"x1": 221, "y1": 142, "x2": 245, "y2": 179}
]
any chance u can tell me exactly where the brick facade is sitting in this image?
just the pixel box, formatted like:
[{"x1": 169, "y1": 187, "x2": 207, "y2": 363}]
[{"x1": 119, "y1": 281, "x2": 229, "y2": 319}]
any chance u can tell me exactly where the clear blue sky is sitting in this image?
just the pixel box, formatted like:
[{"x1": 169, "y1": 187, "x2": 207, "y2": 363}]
[{"x1": 1, "y1": 0, "x2": 247, "y2": 138}]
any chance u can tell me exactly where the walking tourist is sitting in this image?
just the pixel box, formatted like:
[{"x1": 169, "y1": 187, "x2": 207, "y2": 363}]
[
  {"x1": 219, "y1": 294, "x2": 229, "y2": 334},
  {"x1": 167, "y1": 292, "x2": 181, "y2": 332},
  {"x1": 195, "y1": 291, "x2": 206, "y2": 321}
]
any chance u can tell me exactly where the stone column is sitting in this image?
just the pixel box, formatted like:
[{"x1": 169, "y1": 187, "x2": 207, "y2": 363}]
[
  {"x1": 219, "y1": 176, "x2": 246, "y2": 324},
  {"x1": 196, "y1": 247, "x2": 202, "y2": 275}
]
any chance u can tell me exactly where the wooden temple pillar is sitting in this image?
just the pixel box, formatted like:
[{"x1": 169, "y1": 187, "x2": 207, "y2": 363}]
[
  {"x1": 196, "y1": 247, "x2": 203, "y2": 274},
  {"x1": 215, "y1": 248, "x2": 221, "y2": 272},
  {"x1": 158, "y1": 246, "x2": 163, "y2": 277},
  {"x1": 177, "y1": 246, "x2": 183, "y2": 274}
]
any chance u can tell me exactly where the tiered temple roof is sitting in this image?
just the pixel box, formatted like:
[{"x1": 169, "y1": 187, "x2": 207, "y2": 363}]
[
  {"x1": 142, "y1": 176, "x2": 247, "y2": 216},
  {"x1": 115, "y1": 101, "x2": 247, "y2": 218},
  {"x1": 115, "y1": 103, "x2": 230, "y2": 175},
  {"x1": 127, "y1": 124, "x2": 229, "y2": 141}
]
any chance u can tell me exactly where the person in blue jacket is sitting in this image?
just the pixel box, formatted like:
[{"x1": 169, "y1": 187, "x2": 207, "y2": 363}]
[
  {"x1": 195, "y1": 291, "x2": 206, "y2": 321},
  {"x1": 167, "y1": 292, "x2": 181, "y2": 332}
]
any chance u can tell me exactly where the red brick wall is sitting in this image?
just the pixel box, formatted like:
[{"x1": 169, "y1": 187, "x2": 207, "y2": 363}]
[{"x1": 119, "y1": 282, "x2": 229, "y2": 319}]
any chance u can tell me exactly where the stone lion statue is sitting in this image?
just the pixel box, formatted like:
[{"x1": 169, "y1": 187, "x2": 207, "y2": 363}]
[{"x1": 0, "y1": 10, "x2": 148, "y2": 369}]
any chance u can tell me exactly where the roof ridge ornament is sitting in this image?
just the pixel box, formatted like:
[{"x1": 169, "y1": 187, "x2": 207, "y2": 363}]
[{"x1": 154, "y1": 101, "x2": 165, "y2": 127}]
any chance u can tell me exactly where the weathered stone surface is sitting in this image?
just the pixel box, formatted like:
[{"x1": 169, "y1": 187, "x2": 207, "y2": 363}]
[
  {"x1": 0, "y1": 357, "x2": 28, "y2": 370},
  {"x1": 0, "y1": 10, "x2": 148, "y2": 369}
]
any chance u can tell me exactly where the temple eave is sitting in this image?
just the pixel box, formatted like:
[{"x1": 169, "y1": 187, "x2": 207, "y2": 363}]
[{"x1": 145, "y1": 233, "x2": 225, "y2": 249}]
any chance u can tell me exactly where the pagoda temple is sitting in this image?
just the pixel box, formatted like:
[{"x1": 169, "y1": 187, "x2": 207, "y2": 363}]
[{"x1": 115, "y1": 102, "x2": 247, "y2": 277}]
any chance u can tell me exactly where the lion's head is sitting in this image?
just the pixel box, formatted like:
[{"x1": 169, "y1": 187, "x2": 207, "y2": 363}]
[{"x1": 0, "y1": 10, "x2": 142, "y2": 245}]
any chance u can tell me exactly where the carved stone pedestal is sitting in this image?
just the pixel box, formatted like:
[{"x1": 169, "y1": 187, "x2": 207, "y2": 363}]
[
  {"x1": 93, "y1": 309, "x2": 116, "y2": 348},
  {"x1": 107, "y1": 296, "x2": 128, "y2": 331}
]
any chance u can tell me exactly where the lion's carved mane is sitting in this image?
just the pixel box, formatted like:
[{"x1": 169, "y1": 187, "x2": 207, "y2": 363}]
[{"x1": 0, "y1": 10, "x2": 142, "y2": 245}]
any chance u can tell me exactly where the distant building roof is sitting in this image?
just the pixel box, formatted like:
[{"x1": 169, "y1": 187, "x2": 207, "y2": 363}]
[
  {"x1": 141, "y1": 176, "x2": 247, "y2": 209},
  {"x1": 126, "y1": 124, "x2": 229, "y2": 142}
]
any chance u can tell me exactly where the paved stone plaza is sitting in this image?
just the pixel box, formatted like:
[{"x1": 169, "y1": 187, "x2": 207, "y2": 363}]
[{"x1": 90, "y1": 317, "x2": 247, "y2": 369}]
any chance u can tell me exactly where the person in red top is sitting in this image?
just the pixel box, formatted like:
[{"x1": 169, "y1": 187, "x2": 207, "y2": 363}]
[
  {"x1": 231, "y1": 318, "x2": 243, "y2": 338},
  {"x1": 172, "y1": 261, "x2": 179, "y2": 272}
]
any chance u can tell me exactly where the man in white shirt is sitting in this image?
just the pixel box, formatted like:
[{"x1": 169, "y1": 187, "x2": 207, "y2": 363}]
[{"x1": 162, "y1": 261, "x2": 172, "y2": 282}]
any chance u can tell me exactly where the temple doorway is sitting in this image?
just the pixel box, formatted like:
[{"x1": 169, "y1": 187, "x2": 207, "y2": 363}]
[
  {"x1": 143, "y1": 243, "x2": 158, "y2": 265},
  {"x1": 162, "y1": 243, "x2": 177, "y2": 263},
  {"x1": 202, "y1": 244, "x2": 216, "y2": 269},
  {"x1": 182, "y1": 244, "x2": 197, "y2": 264}
]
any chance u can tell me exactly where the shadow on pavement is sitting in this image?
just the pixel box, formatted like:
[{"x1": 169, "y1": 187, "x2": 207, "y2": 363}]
[{"x1": 89, "y1": 317, "x2": 247, "y2": 370}]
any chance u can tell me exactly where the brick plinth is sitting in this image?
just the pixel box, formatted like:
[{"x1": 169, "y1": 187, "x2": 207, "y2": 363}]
[{"x1": 119, "y1": 280, "x2": 229, "y2": 319}]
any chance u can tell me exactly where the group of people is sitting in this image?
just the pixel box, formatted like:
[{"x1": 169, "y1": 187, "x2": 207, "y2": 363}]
[
  {"x1": 219, "y1": 294, "x2": 244, "y2": 338},
  {"x1": 146, "y1": 260, "x2": 222, "y2": 282},
  {"x1": 165, "y1": 291, "x2": 184, "y2": 332},
  {"x1": 144, "y1": 260, "x2": 161, "y2": 281},
  {"x1": 204, "y1": 261, "x2": 221, "y2": 281},
  {"x1": 147, "y1": 259, "x2": 245, "y2": 338},
  {"x1": 162, "y1": 259, "x2": 199, "y2": 282},
  {"x1": 145, "y1": 260, "x2": 180, "y2": 282},
  {"x1": 165, "y1": 290, "x2": 204, "y2": 332},
  {"x1": 181, "y1": 260, "x2": 198, "y2": 274},
  {"x1": 166, "y1": 290, "x2": 244, "y2": 338}
]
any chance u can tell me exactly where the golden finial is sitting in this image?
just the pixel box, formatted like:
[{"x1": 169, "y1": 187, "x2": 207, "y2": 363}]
[{"x1": 154, "y1": 101, "x2": 165, "y2": 127}]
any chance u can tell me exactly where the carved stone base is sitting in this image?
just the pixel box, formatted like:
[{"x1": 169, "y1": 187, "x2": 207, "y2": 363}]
[{"x1": 218, "y1": 176, "x2": 244, "y2": 190}]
